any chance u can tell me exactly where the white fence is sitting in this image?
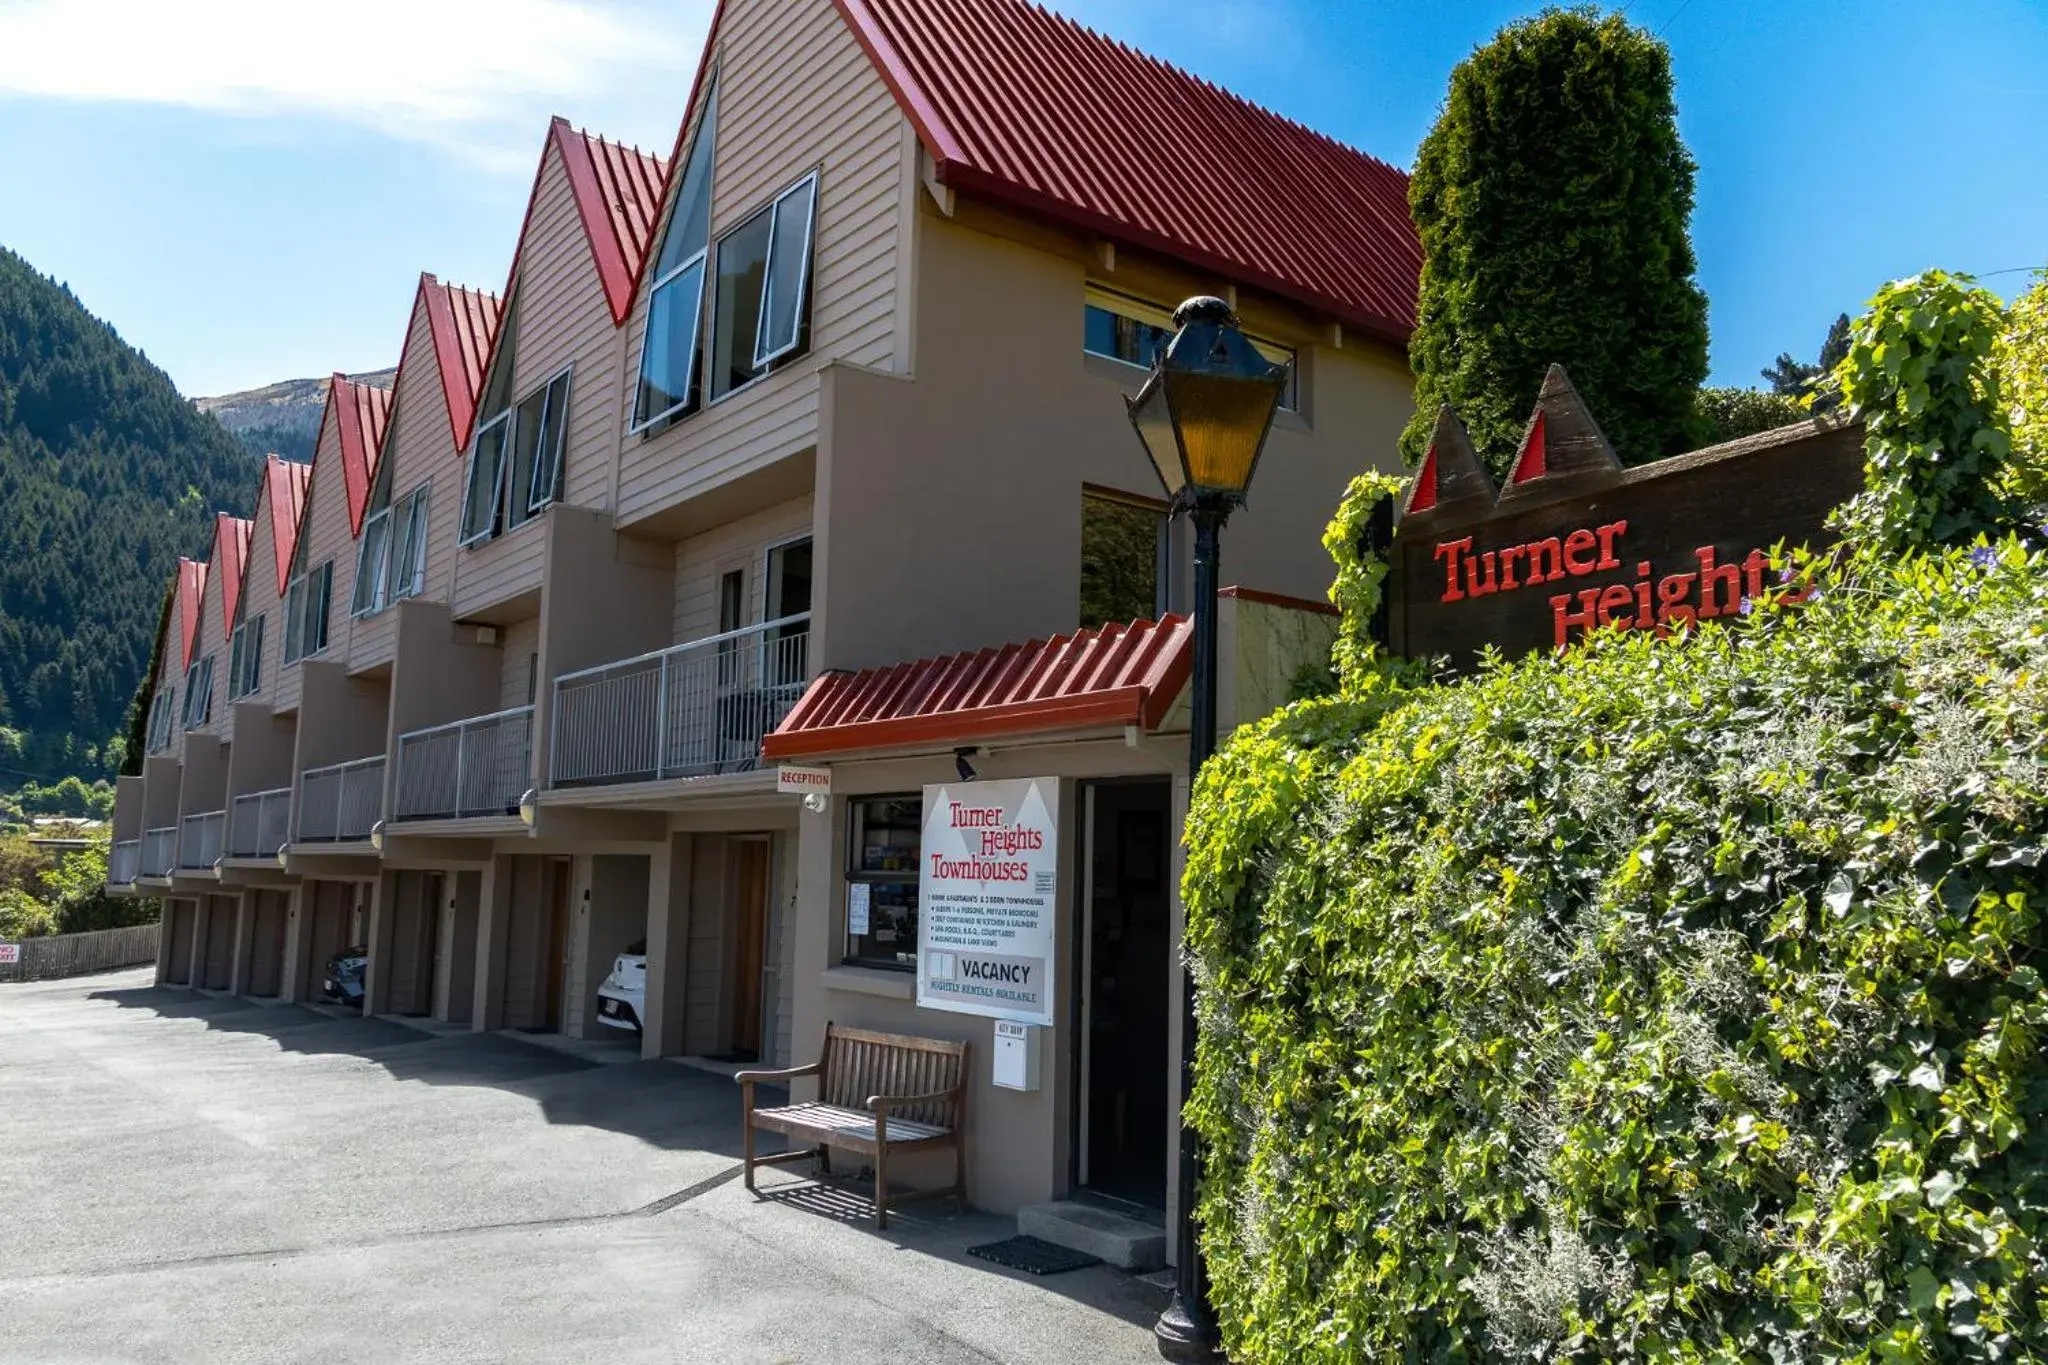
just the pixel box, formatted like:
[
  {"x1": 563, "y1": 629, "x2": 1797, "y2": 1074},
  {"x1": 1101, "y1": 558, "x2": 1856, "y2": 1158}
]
[
  {"x1": 109, "y1": 839, "x2": 141, "y2": 884},
  {"x1": 0, "y1": 923, "x2": 161, "y2": 981},
  {"x1": 394, "y1": 705, "x2": 532, "y2": 821},
  {"x1": 140, "y1": 826, "x2": 176, "y2": 878},
  {"x1": 550, "y1": 616, "x2": 810, "y2": 787},
  {"x1": 178, "y1": 810, "x2": 225, "y2": 870},
  {"x1": 228, "y1": 787, "x2": 293, "y2": 859},
  {"x1": 297, "y1": 756, "x2": 385, "y2": 843}
]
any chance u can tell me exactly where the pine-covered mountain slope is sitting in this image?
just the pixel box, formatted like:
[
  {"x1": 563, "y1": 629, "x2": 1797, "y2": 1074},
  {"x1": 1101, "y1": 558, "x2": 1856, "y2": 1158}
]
[{"x1": 0, "y1": 245, "x2": 262, "y2": 781}]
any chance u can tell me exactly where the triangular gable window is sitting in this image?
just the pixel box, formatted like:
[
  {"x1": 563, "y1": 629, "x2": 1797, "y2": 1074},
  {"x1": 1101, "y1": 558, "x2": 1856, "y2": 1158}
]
[
  {"x1": 632, "y1": 78, "x2": 719, "y2": 430},
  {"x1": 283, "y1": 494, "x2": 332, "y2": 664},
  {"x1": 458, "y1": 293, "x2": 572, "y2": 546}
]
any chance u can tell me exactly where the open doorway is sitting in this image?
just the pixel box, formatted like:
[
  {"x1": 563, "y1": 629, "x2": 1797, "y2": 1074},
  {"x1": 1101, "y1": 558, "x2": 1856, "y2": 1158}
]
[{"x1": 1075, "y1": 779, "x2": 1173, "y2": 1210}]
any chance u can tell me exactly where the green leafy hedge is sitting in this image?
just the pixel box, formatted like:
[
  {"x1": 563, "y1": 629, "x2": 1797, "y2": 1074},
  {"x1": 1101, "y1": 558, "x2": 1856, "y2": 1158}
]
[{"x1": 1183, "y1": 272, "x2": 2048, "y2": 1360}]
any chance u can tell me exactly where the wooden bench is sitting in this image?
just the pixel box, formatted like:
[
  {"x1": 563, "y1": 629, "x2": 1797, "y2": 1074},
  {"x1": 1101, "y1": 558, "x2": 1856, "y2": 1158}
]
[{"x1": 736, "y1": 1024, "x2": 969, "y2": 1228}]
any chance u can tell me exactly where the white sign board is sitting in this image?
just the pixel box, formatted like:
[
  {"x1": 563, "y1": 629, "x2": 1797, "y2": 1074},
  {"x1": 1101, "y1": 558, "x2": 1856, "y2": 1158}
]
[
  {"x1": 917, "y1": 777, "x2": 1058, "y2": 1025},
  {"x1": 776, "y1": 766, "x2": 832, "y2": 795},
  {"x1": 0, "y1": 943, "x2": 19, "y2": 965}
]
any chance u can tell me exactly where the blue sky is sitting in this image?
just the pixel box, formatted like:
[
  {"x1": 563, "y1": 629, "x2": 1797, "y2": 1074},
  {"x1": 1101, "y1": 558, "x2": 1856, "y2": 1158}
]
[{"x1": 0, "y1": 0, "x2": 2041, "y2": 398}]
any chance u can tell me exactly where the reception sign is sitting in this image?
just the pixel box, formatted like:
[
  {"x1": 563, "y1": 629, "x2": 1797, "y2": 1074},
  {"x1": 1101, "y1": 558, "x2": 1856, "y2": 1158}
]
[
  {"x1": 917, "y1": 776, "x2": 1059, "y2": 1025},
  {"x1": 1387, "y1": 366, "x2": 1866, "y2": 668}
]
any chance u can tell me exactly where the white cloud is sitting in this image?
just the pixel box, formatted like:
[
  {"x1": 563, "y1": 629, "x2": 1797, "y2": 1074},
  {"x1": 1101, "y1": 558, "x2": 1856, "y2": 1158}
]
[{"x1": 0, "y1": 0, "x2": 703, "y2": 166}]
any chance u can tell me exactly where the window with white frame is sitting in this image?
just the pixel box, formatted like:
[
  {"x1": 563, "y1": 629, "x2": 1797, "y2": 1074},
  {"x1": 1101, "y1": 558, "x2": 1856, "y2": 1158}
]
[
  {"x1": 383, "y1": 484, "x2": 429, "y2": 605},
  {"x1": 461, "y1": 367, "x2": 568, "y2": 545},
  {"x1": 633, "y1": 79, "x2": 718, "y2": 429},
  {"x1": 1082, "y1": 287, "x2": 1300, "y2": 412},
  {"x1": 284, "y1": 557, "x2": 332, "y2": 664},
  {"x1": 145, "y1": 686, "x2": 177, "y2": 753},
  {"x1": 709, "y1": 174, "x2": 818, "y2": 401},
  {"x1": 351, "y1": 453, "x2": 395, "y2": 617},
  {"x1": 227, "y1": 613, "x2": 265, "y2": 699},
  {"x1": 180, "y1": 654, "x2": 214, "y2": 730}
]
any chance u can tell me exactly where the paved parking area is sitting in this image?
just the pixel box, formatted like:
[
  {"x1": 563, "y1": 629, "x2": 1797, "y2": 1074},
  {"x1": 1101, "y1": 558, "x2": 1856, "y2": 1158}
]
[{"x1": 0, "y1": 968, "x2": 1163, "y2": 1363}]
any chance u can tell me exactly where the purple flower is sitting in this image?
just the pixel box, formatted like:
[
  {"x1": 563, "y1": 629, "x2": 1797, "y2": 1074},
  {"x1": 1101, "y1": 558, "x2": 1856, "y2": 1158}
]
[
  {"x1": 1778, "y1": 566, "x2": 1797, "y2": 584},
  {"x1": 1970, "y1": 546, "x2": 1998, "y2": 571},
  {"x1": 1738, "y1": 597, "x2": 1755, "y2": 617}
]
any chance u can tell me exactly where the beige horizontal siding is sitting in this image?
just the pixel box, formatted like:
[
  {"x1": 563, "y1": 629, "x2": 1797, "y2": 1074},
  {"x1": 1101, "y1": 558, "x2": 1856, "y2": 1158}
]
[
  {"x1": 149, "y1": 595, "x2": 188, "y2": 766},
  {"x1": 670, "y1": 495, "x2": 813, "y2": 644},
  {"x1": 234, "y1": 468, "x2": 287, "y2": 725},
  {"x1": 452, "y1": 140, "x2": 620, "y2": 619},
  {"x1": 615, "y1": 0, "x2": 910, "y2": 528},
  {"x1": 499, "y1": 617, "x2": 541, "y2": 714},
  {"x1": 349, "y1": 294, "x2": 454, "y2": 669},
  {"x1": 277, "y1": 406, "x2": 352, "y2": 718}
]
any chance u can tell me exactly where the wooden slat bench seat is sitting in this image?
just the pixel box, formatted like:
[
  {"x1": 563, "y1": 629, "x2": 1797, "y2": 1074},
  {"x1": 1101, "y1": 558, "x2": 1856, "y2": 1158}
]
[{"x1": 736, "y1": 1024, "x2": 969, "y2": 1228}]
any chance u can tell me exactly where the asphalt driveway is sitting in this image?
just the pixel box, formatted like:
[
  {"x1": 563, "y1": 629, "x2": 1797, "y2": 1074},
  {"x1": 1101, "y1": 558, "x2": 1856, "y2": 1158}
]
[{"x1": 0, "y1": 968, "x2": 1163, "y2": 1364}]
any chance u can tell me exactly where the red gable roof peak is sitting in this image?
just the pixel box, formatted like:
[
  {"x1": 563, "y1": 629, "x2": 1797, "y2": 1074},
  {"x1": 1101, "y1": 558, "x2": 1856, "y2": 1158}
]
[
  {"x1": 176, "y1": 558, "x2": 208, "y2": 670},
  {"x1": 331, "y1": 373, "x2": 395, "y2": 535},
  {"x1": 831, "y1": 0, "x2": 1420, "y2": 341},
  {"x1": 416, "y1": 272, "x2": 504, "y2": 459},
  {"x1": 213, "y1": 513, "x2": 253, "y2": 629},
  {"x1": 550, "y1": 119, "x2": 669, "y2": 324},
  {"x1": 264, "y1": 455, "x2": 313, "y2": 596}
]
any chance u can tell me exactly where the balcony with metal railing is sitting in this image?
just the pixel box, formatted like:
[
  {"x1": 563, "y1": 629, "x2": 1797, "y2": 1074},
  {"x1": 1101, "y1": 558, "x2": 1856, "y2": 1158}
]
[
  {"x1": 296, "y1": 756, "x2": 386, "y2": 844},
  {"x1": 228, "y1": 787, "x2": 293, "y2": 859},
  {"x1": 140, "y1": 826, "x2": 177, "y2": 878},
  {"x1": 178, "y1": 810, "x2": 226, "y2": 870},
  {"x1": 549, "y1": 615, "x2": 811, "y2": 789},
  {"x1": 393, "y1": 706, "x2": 533, "y2": 821},
  {"x1": 109, "y1": 838, "x2": 141, "y2": 885}
]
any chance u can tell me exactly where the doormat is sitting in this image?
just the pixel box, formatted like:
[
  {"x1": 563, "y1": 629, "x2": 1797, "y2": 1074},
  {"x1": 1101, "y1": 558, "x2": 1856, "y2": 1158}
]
[{"x1": 966, "y1": 1235, "x2": 1102, "y2": 1275}]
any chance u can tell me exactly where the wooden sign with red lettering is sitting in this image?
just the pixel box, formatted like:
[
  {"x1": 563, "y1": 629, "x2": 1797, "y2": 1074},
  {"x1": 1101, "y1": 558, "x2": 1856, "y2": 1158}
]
[{"x1": 1386, "y1": 365, "x2": 1866, "y2": 668}]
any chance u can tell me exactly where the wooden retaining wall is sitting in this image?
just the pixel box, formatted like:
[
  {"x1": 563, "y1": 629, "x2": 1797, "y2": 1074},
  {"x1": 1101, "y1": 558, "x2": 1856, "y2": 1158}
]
[{"x1": 0, "y1": 923, "x2": 161, "y2": 982}]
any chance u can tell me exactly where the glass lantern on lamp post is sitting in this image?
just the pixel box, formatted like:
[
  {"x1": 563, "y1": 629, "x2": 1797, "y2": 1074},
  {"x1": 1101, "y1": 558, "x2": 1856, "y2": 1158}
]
[{"x1": 1123, "y1": 295, "x2": 1289, "y2": 1361}]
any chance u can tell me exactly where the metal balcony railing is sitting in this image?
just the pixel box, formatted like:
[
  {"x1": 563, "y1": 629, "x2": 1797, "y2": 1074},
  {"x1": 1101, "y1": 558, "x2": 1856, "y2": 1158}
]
[
  {"x1": 178, "y1": 810, "x2": 226, "y2": 870},
  {"x1": 228, "y1": 787, "x2": 293, "y2": 859},
  {"x1": 296, "y1": 756, "x2": 385, "y2": 844},
  {"x1": 140, "y1": 826, "x2": 177, "y2": 878},
  {"x1": 549, "y1": 615, "x2": 811, "y2": 788},
  {"x1": 394, "y1": 706, "x2": 533, "y2": 821},
  {"x1": 109, "y1": 839, "x2": 141, "y2": 885}
]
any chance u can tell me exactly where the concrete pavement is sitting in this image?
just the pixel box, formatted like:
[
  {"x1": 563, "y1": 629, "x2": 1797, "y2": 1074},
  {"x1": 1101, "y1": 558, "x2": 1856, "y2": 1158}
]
[{"x1": 0, "y1": 968, "x2": 1164, "y2": 1363}]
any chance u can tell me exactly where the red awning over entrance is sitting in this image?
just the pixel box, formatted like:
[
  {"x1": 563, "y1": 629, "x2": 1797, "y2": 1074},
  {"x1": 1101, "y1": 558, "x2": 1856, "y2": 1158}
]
[{"x1": 763, "y1": 616, "x2": 1192, "y2": 761}]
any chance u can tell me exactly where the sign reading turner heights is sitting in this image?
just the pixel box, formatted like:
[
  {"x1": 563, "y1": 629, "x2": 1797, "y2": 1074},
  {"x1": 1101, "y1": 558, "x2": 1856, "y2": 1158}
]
[{"x1": 1385, "y1": 366, "x2": 1867, "y2": 668}]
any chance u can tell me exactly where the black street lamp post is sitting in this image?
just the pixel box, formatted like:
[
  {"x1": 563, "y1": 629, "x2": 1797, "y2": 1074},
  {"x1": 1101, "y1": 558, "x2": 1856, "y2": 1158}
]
[{"x1": 1123, "y1": 296, "x2": 1289, "y2": 1361}]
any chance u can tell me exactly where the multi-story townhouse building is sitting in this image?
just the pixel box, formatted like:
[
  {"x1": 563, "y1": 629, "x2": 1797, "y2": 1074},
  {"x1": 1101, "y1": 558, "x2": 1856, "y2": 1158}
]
[{"x1": 110, "y1": 0, "x2": 1420, "y2": 1237}]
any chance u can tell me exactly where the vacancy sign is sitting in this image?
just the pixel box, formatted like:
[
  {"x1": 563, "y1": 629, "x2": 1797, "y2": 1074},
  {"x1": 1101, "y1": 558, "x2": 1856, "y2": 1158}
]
[{"x1": 917, "y1": 777, "x2": 1058, "y2": 1026}]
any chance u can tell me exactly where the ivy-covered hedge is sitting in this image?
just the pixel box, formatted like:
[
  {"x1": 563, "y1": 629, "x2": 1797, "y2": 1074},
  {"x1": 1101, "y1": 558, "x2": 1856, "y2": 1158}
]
[{"x1": 1183, "y1": 272, "x2": 2048, "y2": 1360}]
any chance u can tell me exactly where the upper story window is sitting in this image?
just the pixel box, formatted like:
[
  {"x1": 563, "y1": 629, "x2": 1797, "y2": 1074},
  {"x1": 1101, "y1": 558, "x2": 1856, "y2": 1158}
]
[
  {"x1": 1083, "y1": 287, "x2": 1300, "y2": 412},
  {"x1": 180, "y1": 654, "x2": 214, "y2": 730},
  {"x1": 710, "y1": 174, "x2": 819, "y2": 401},
  {"x1": 1080, "y1": 488, "x2": 1170, "y2": 630},
  {"x1": 283, "y1": 536, "x2": 332, "y2": 665},
  {"x1": 145, "y1": 687, "x2": 176, "y2": 754},
  {"x1": 353, "y1": 447, "x2": 430, "y2": 617},
  {"x1": 634, "y1": 80, "x2": 718, "y2": 429},
  {"x1": 459, "y1": 295, "x2": 571, "y2": 547},
  {"x1": 227, "y1": 612, "x2": 265, "y2": 700}
]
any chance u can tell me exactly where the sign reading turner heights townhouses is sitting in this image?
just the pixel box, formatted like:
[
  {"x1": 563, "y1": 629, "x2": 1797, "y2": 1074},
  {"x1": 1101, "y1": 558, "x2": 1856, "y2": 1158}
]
[
  {"x1": 1386, "y1": 366, "x2": 1868, "y2": 668},
  {"x1": 917, "y1": 777, "x2": 1059, "y2": 1027}
]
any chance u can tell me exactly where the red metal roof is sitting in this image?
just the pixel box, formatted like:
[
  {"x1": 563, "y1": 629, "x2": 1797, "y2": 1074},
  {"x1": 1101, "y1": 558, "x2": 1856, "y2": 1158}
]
[
  {"x1": 332, "y1": 374, "x2": 395, "y2": 535},
  {"x1": 831, "y1": 0, "x2": 1420, "y2": 341},
  {"x1": 213, "y1": 514, "x2": 252, "y2": 629},
  {"x1": 264, "y1": 455, "x2": 312, "y2": 596},
  {"x1": 419, "y1": 274, "x2": 503, "y2": 457},
  {"x1": 554, "y1": 120, "x2": 669, "y2": 325},
  {"x1": 176, "y1": 558, "x2": 208, "y2": 670},
  {"x1": 763, "y1": 614, "x2": 1191, "y2": 760}
]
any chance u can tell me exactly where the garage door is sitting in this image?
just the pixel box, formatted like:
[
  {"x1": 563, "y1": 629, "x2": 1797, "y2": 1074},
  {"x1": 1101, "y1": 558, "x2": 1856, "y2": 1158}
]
[
  {"x1": 246, "y1": 891, "x2": 286, "y2": 997},
  {"x1": 165, "y1": 900, "x2": 195, "y2": 984},
  {"x1": 200, "y1": 896, "x2": 236, "y2": 990}
]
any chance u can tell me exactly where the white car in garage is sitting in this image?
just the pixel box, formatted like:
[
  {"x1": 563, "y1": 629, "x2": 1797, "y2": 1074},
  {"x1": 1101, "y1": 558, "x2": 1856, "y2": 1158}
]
[{"x1": 596, "y1": 943, "x2": 647, "y2": 1032}]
